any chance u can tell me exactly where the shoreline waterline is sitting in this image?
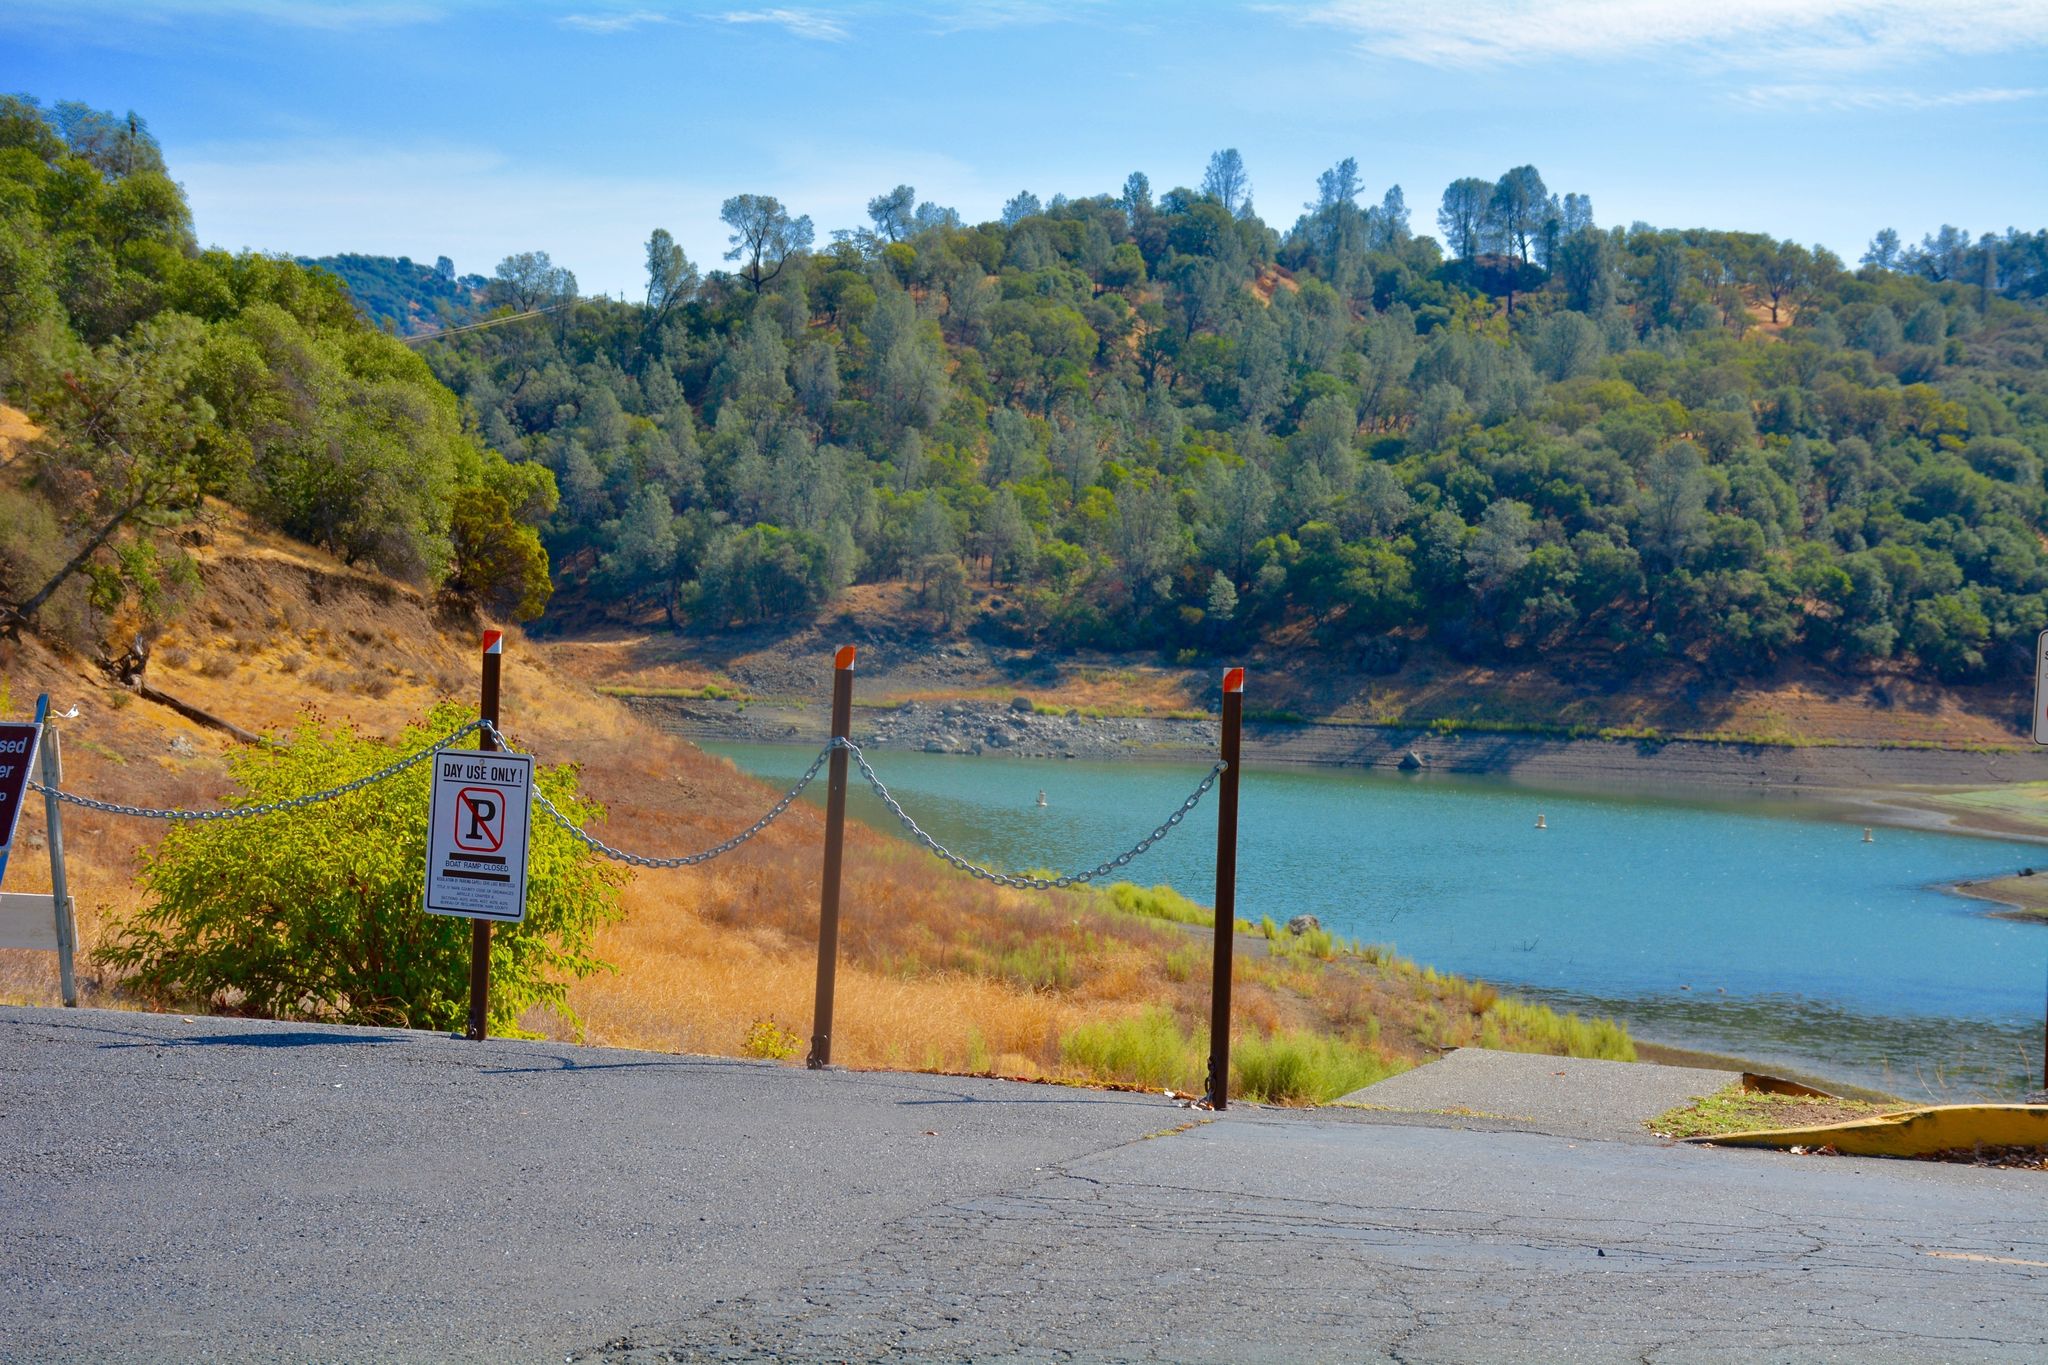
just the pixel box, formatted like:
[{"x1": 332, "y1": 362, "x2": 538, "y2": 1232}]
[{"x1": 700, "y1": 736, "x2": 2048, "y2": 1101}]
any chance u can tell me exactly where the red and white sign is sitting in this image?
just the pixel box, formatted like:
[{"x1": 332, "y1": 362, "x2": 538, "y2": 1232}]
[
  {"x1": 425, "y1": 749, "x2": 532, "y2": 922},
  {"x1": 482, "y1": 629, "x2": 504, "y2": 655}
]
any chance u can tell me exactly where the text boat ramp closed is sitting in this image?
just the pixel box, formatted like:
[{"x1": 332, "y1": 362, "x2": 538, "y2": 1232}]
[{"x1": 425, "y1": 748, "x2": 532, "y2": 923}]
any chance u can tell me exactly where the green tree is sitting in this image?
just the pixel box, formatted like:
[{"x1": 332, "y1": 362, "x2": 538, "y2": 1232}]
[
  {"x1": 1201, "y1": 148, "x2": 1252, "y2": 217},
  {"x1": 720, "y1": 193, "x2": 814, "y2": 294},
  {"x1": 643, "y1": 228, "x2": 698, "y2": 330},
  {"x1": 98, "y1": 704, "x2": 626, "y2": 1034},
  {"x1": 1437, "y1": 177, "x2": 1493, "y2": 262}
]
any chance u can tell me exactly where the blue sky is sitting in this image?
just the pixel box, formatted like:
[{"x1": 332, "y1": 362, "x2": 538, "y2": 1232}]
[{"x1": 8, "y1": 1, "x2": 2047, "y2": 297}]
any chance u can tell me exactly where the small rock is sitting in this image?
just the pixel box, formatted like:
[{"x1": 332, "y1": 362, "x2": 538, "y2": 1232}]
[
  {"x1": 1398, "y1": 751, "x2": 1423, "y2": 771},
  {"x1": 1010, "y1": 696, "x2": 1036, "y2": 713},
  {"x1": 923, "y1": 739, "x2": 950, "y2": 753},
  {"x1": 1286, "y1": 914, "x2": 1321, "y2": 935},
  {"x1": 169, "y1": 736, "x2": 196, "y2": 756},
  {"x1": 985, "y1": 730, "x2": 1008, "y2": 748}
]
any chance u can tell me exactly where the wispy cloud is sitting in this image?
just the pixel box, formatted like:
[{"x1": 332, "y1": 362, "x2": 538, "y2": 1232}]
[
  {"x1": 715, "y1": 8, "x2": 849, "y2": 41},
  {"x1": 1287, "y1": 1, "x2": 2048, "y2": 70},
  {"x1": 559, "y1": 9, "x2": 673, "y2": 35},
  {"x1": 1732, "y1": 83, "x2": 2048, "y2": 110}
]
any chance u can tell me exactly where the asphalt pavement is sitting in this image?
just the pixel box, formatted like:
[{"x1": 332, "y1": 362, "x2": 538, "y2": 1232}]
[
  {"x1": 3, "y1": 1006, "x2": 2044, "y2": 1363},
  {"x1": 1338, "y1": 1047, "x2": 1742, "y2": 1141}
]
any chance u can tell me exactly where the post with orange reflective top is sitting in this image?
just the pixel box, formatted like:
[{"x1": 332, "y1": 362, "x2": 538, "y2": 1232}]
[
  {"x1": 465, "y1": 628, "x2": 503, "y2": 1042},
  {"x1": 1207, "y1": 666, "x2": 1245, "y2": 1109},
  {"x1": 808, "y1": 646, "x2": 857, "y2": 1069}
]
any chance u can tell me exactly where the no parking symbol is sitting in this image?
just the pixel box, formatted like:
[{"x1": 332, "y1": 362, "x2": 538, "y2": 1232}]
[{"x1": 425, "y1": 749, "x2": 532, "y2": 923}]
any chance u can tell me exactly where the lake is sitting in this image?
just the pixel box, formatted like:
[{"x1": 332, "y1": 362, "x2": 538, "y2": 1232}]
[{"x1": 705, "y1": 741, "x2": 2047, "y2": 1100}]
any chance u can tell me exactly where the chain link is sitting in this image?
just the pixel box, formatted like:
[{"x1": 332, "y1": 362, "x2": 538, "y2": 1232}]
[
  {"x1": 842, "y1": 740, "x2": 1225, "y2": 890},
  {"x1": 25, "y1": 720, "x2": 487, "y2": 822},
  {"x1": 29, "y1": 714, "x2": 1223, "y2": 887},
  {"x1": 485, "y1": 721, "x2": 835, "y2": 869}
]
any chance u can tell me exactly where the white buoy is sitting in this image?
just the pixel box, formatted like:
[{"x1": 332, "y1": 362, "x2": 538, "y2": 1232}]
[
  {"x1": 1036, "y1": 790, "x2": 1047, "y2": 808},
  {"x1": 1863, "y1": 827, "x2": 1873, "y2": 843},
  {"x1": 1535, "y1": 813, "x2": 1547, "y2": 829}
]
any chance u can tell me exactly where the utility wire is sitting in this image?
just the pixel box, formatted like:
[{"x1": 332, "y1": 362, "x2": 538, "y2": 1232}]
[{"x1": 399, "y1": 301, "x2": 577, "y2": 345}]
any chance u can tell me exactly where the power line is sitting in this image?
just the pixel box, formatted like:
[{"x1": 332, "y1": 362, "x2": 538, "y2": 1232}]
[{"x1": 399, "y1": 300, "x2": 577, "y2": 346}]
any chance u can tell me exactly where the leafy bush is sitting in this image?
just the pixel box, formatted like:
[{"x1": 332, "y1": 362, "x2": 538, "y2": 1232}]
[
  {"x1": 1233, "y1": 1029, "x2": 1401, "y2": 1104},
  {"x1": 1102, "y1": 880, "x2": 1213, "y2": 926},
  {"x1": 1059, "y1": 1007, "x2": 1202, "y2": 1091},
  {"x1": 98, "y1": 702, "x2": 626, "y2": 1034}
]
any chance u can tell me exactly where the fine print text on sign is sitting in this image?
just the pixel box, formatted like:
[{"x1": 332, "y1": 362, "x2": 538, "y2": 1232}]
[
  {"x1": 0, "y1": 723, "x2": 43, "y2": 889},
  {"x1": 425, "y1": 748, "x2": 533, "y2": 923}
]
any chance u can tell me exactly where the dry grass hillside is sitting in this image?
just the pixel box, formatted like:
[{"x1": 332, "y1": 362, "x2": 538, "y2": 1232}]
[{"x1": 1, "y1": 483, "x2": 1633, "y2": 1099}]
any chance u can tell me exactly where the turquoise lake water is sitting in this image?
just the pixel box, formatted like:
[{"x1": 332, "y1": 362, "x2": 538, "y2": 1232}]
[{"x1": 705, "y1": 741, "x2": 2048, "y2": 1099}]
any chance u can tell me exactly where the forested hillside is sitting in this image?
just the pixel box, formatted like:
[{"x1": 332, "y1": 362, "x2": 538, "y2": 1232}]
[
  {"x1": 0, "y1": 96, "x2": 554, "y2": 655},
  {"x1": 415, "y1": 157, "x2": 2048, "y2": 687},
  {"x1": 297, "y1": 252, "x2": 490, "y2": 337}
]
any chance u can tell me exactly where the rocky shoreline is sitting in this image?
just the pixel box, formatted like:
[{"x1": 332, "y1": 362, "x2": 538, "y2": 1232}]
[{"x1": 618, "y1": 694, "x2": 2048, "y2": 795}]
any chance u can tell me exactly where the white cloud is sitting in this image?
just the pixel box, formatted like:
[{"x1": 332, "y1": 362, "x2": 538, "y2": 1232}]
[
  {"x1": 559, "y1": 9, "x2": 674, "y2": 34},
  {"x1": 1287, "y1": 0, "x2": 2048, "y2": 70},
  {"x1": 1731, "y1": 83, "x2": 2048, "y2": 110},
  {"x1": 715, "y1": 8, "x2": 850, "y2": 41}
]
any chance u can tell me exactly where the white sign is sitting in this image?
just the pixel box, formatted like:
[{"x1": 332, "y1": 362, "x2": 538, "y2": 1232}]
[
  {"x1": 425, "y1": 748, "x2": 533, "y2": 923},
  {"x1": 2036, "y1": 630, "x2": 2048, "y2": 746}
]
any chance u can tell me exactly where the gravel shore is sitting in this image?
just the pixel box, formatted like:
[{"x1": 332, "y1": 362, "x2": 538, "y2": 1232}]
[{"x1": 620, "y1": 694, "x2": 2048, "y2": 796}]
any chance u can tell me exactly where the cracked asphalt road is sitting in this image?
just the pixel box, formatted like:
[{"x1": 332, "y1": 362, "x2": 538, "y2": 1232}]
[{"x1": 3, "y1": 1006, "x2": 2044, "y2": 1363}]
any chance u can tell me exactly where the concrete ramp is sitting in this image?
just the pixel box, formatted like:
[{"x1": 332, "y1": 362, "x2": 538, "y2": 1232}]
[{"x1": 1338, "y1": 1047, "x2": 1739, "y2": 1142}]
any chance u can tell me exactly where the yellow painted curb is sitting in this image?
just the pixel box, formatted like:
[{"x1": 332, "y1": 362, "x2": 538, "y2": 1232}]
[{"x1": 1687, "y1": 1104, "x2": 2048, "y2": 1158}]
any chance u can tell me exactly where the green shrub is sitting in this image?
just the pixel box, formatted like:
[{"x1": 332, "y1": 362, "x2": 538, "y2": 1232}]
[
  {"x1": 1481, "y1": 997, "x2": 1636, "y2": 1061},
  {"x1": 1103, "y1": 881, "x2": 1212, "y2": 926},
  {"x1": 98, "y1": 702, "x2": 627, "y2": 1035},
  {"x1": 1233, "y1": 1029, "x2": 1401, "y2": 1104},
  {"x1": 743, "y1": 1018, "x2": 802, "y2": 1060},
  {"x1": 1059, "y1": 1007, "x2": 1203, "y2": 1091}
]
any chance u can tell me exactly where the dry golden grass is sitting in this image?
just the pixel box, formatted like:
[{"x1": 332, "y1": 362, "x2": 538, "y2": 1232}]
[{"x1": 2, "y1": 501, "x2": 1634, "y2": 1101}]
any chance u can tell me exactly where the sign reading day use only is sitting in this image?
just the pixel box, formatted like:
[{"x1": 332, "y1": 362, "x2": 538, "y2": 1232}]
[{"x1": 425, "y1": 748, "x2": 533, "y2": 923}]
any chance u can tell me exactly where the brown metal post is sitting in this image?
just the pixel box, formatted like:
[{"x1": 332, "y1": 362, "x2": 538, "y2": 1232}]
[
  {"x1": 466, "y1": 630, "x2": 503, "y2": 1042},
  {"x1": 1207, "y1": 667, "x2": 1244, "y2": 1109},
  {"x1": 808, "y1": 646, "x2": 857, "y2": 1069}
]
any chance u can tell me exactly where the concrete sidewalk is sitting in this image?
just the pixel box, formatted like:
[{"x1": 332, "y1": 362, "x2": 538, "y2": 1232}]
[
  {"x1": 1338, "y1": 1047, "x2": 1741, "y2": 1141},
  {"x1": 4, "y1": 1007, "x2": 2043, "y2": 1363}
]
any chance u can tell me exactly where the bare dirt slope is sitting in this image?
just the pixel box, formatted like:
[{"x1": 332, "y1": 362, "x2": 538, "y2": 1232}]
[
  {"x1": 542, "y1": 580, "x2": 2042, "y2": 777},
  {"x1": 3, "y1": 502, "x2": 1580, "y2": 1086}
]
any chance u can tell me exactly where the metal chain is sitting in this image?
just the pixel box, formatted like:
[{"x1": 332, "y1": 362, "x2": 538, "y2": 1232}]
[
  {"x1": 25, "y1": 720, "x2": 488, "y2": 822},
  {"x1": 842, "y1": 740, "x2": 1225, "y2": 890},
  {"x1": 485, "y1": 721, "x2": 836, "y2": 869}
]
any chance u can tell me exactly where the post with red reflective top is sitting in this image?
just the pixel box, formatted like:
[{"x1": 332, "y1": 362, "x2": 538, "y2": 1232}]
[
  {"x1": 808, "y1": 646, "x2": 857, "y2": 1069},
  {"x1": 465, "y1": 628, "x2": 503, "y2": 1042},
  {"x1": 1207, "y1": 666, "x2": 1245, "y2": 1109}
]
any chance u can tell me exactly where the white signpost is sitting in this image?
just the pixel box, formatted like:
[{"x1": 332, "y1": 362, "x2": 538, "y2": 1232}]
[
  {"x1": 424, "y1": 748, "x2": 533, "y2": 923},
  {"x1": 2035, "y1": 630, "x2": 2048, "y2": 745}
]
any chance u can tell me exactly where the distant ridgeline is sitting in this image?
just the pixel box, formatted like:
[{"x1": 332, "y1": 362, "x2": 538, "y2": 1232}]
[
  {"x1": 298, "y1": 254, "x2": 491, "y2": 337},
  {"x1": 7, "y1": 95, "x2": 2048, "y2": 696},
  {"x1": 410, "y1": 163, "x2": 2048, "y2": 693}
]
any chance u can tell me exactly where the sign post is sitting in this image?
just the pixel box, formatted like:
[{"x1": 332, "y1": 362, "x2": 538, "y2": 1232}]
[
  {"x1": 1207, "y1": 666, "x2": 1244, "y2": 1110},
  {"x1": 807, "y1": 645, "x2": 856, "y2": 1070},
  {"x1": 426, "y1": 630, "x2": 527, "y2": 1042}
]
